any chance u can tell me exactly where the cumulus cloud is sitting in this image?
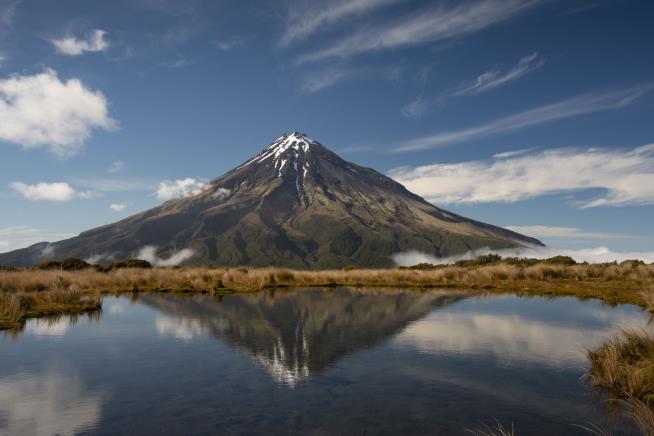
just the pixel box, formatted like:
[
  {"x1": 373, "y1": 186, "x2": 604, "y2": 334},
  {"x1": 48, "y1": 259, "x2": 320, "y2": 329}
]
[
  {"x1": 109, "y1": 203, "x2": 126, "y2": 211},
  {"x1": 389, "y1": 144, "x2": 654, "y2": 207},
  {"x1": 0, "y1": 69, "x2": 115, "y2": 157},
  {"x1": 9, "y1": 181, "x2": 96, "y2": 202},
  {"x1": 10, "y1": 182, "x2": 76, "y2": 201},
  {"x1": 156, "y1": 178, "x2": 208, "y2": 200},
  {"x1": 280, "y1": 0, "x2": 399, "y2": 46},
  {"x1": 391, "y1": 246, "x2": 654, "y2": 267},
  {"x1": 50, "y1": 29, "x2": 109, "y2": 56},
  {"x1": 137, "y1": 245, "x2": 196, "y2": 267},
  {"x1": 395, "y1": 85, "x2": 651, "y2": 151},
  {"x1": 298, "y1": 0, "x2": 541, "y2": 62}
]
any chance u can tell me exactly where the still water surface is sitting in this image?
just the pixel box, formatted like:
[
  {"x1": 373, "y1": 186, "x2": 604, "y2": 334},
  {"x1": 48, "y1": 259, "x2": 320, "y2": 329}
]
[{"x1": 0, "y1": 288, "x2": 650, "y2": 435}]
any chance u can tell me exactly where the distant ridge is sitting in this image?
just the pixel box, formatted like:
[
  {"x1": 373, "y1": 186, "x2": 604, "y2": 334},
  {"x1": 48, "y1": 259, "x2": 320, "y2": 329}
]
[{"x1": 0, "y1": 132, "x2": 542, "y2": 268}]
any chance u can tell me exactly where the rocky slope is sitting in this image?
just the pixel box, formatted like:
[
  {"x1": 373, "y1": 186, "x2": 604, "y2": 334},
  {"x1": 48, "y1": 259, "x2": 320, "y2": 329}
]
[{"x1": 0, "y1": 132, "x2": 542, "y2": 268}]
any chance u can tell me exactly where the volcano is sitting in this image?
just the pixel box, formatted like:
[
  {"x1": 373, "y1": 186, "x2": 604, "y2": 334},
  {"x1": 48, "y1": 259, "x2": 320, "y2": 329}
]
[{"x1": 0, "y1": 132, "x2": 541, "y2": 268}]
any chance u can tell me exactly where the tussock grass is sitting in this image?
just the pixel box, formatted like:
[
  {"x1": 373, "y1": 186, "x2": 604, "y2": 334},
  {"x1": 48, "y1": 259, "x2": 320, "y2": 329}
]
[
  {"x1": 1, "y1": 261, "x2": 652, "y2": 330},
  {"x1": 587, "y1": 330, "x2": 654, "y2": 403},
  {"x1": 0, "y1": 285, "x2": 102, "y2": 330}
]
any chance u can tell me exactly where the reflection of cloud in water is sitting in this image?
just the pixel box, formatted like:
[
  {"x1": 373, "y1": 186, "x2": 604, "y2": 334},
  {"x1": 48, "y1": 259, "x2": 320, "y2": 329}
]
[
  {"x1": 107, "y1": 304, "x2": 125, "y2": 315},
  {"x1": 396, "y1": 306, "x2": 650, "y2": 367},
  {"x1": 25, "y1": 318, "x2": 71, "y2": 337},
  {"x1": 0, "y1": 369, "x2": 104, "y2": 435},
  {"x1": 155, "y1": 316, "x2": 209, "y2": 341}
]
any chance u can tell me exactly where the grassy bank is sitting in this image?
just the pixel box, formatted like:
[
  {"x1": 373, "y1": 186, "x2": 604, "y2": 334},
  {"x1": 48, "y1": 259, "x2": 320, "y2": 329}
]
[
  {"x1": 0, "y1": 288, "x2": 102, "y2": 330},
  {"x1": 586, "y1": 324, "x2": 654, "y2": 434},
  {"x1": 1, "y1": 260, "x2": 653, "y2": 330}
]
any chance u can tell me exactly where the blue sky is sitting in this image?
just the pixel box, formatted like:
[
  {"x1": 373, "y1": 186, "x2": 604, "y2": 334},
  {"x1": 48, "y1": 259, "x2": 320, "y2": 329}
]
[{"x1": 0, "y1": 0, "x2": 653, "y2": 257}]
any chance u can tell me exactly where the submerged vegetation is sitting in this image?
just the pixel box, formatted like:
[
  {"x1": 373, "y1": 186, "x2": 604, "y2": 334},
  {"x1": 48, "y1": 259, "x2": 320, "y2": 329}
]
[{"x1": 1, "y1": 256, "x2": 653, "y2": 330}]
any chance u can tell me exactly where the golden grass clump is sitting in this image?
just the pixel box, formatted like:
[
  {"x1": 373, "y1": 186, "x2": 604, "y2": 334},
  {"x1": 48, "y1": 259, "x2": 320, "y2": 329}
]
[
  {"x1": 0, "y1": 261, "x2": 653, "y2": 329},
  {"x1": 587, "y1": 330, "x2": 654, "y2": 404}
]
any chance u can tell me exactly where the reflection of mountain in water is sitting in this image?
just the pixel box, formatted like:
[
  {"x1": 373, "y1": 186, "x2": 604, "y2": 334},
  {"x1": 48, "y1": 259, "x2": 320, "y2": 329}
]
[{"x1": 140, "y1": 288, "x2": 469, "y2": 386}]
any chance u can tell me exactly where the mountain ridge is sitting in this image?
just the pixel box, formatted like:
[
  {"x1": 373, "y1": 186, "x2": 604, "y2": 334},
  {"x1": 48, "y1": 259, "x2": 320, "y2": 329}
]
[{"x1": 0, "y1": 132, "x2": 542, "y2": 268}]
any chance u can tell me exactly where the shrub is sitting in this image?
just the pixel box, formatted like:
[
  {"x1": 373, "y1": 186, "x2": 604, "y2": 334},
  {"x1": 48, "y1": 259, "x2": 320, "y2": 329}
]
[
  {"x1": 544, "y1": 255, "x2": 576, "y2": 265},
  {"x1": 98, "y1": 259, "x2": 152, "y2": 272},
  {"x1": 38, "y1": 260, "x2": 62, "y2": 270},
  {"x1": 60, "y1": 258, "x2": 90, "y2": 271}
]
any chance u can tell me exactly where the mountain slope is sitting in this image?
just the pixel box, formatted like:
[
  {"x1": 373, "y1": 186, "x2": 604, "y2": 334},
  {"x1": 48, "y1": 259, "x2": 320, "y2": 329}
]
[{"x1": 0, "y1": 132, "x2": 542, "y2": 268}]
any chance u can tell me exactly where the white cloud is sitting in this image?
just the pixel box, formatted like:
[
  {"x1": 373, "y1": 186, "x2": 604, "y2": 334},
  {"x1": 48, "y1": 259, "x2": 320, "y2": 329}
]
[
  {"x1": 453, "y1": 52, "x2": 544, "y2": 96},
  {"x1": 215, "y1": 38, "x2": 243, "y2": 52},
  {"x1": 298, "y1": 0, "x2": 541, "y2": 62},
  {"x1": 156, "y1": 178, "x2": 208, "y2": 200},
  {"x1": 109, "y1": 203, "x2": 126, "y2": 211},
  {"x1": 108, "y1": 160, "x2": 125, "y2": 173},
  {"x1": 400, "y1": 95, "x2": 428, "y2": 119},
  {"x1": 492, "y1": 148, "x2": 533, "y2": 159},
  {"x1": 137, "y1": 245, "x2": 196, "y2": 267},
  {"x1": 402, "y1": 53, "x2": 543, "y2": 119},
  {"x1": 395, "y1": 85, "x2": 651, "y2": 152},
  {"x1": 10, "y1": 182, "x2": 76, "y2": 201},
  {"x1": 391, "y1": 246, "x2": 654, "y2": 266},
  {"x1": 389, "y1": 144, "x2": 654, "y2": 207},
  {"x1": 0, "y1": 69, "x2": 115, "y2": 157},
  {"x1": 0, "y1": 229, "x2": 67, "y2": 254},
  {"x1": 280, "y1": 0, "x2": 398, "y2": 46},
  {"x1": 1, "y1": 1, "x2": 18, "y2": 27},
  {"x1": 503, "y1": 225, "x2": 627, "y2": 239},
  {"x1": 300, "y1": 66, "x2": 360, "y2": 93},
  {"x1": 211, "y1": 187, "x2": 231, "y2": 200},
  {"x1": 50, "y1": 29, "x2": 109, "y2": 56}
]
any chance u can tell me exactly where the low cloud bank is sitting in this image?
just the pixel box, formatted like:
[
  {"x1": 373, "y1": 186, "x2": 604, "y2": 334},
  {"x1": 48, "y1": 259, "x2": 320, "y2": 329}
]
[
  {"x1": 136, "y1": 245, "x2": 195, "y2": 267},
  {"x1": 392, "y1": 246, "x2": 654, "y2": 267}
]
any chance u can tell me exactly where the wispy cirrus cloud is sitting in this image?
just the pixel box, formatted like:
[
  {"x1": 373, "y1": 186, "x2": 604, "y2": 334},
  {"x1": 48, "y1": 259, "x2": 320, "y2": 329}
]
[
  {"x1": 389, "y1": 144, "x2": 654, "y2": 207},
  {"x1": 503, "y1": 225, "x2": 629, "y2": 240},
  {"x1": 280, "y1": 0, "x2": 399, "y2": 47},
  {"x1": 108, "y1": 160, "x2": 125, "y2": 173},
  {"x1": 396, "y1": 85, "x2": 651, "y2": 151},
  {"x1": 402, "y1": 53, "x2": 543, "y2": 119},
  {"x1": 0, "y1": 69, "x2": 115, "y2": 157},
  {"x1": 300, "y1": 66, "x2": 362, "y2": 93},
  {"x1": 51, "y1": 29, "x2": 109, "y2": 56},
  {"x1": 453, "y1": 52, "x2": 544, "y2": 96},
  {"x1": 298, "y1": 0, "x2": 541, "y2": 63}
]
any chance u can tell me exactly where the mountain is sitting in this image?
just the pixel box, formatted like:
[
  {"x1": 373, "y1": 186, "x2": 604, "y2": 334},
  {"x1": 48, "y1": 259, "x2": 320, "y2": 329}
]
[{"x1": 0, "y1": 132, "x2": 542, "y2": 268}]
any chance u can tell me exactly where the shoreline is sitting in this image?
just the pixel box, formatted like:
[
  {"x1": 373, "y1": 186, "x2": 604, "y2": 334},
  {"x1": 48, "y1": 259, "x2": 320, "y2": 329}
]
[{"x1": 1, "y1": 261, "x2": 652, "y2": 330}]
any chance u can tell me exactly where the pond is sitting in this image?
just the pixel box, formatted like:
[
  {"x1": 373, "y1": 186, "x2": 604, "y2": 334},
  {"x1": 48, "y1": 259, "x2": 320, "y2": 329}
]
[{"x1": 0, "y1": 288, "x2": 650, "y2": 435}]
